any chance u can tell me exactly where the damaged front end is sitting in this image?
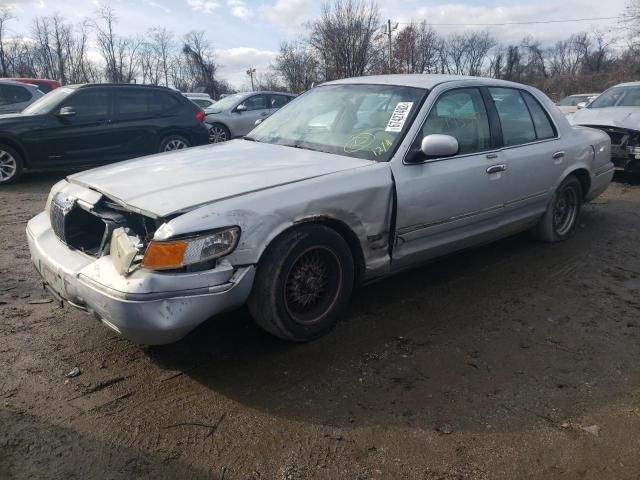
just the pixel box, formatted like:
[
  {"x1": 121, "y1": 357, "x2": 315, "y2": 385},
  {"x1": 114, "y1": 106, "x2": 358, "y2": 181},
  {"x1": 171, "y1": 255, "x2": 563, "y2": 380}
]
[{"x1": 588, "y1": 126, "x2": 640, "y2": 172}]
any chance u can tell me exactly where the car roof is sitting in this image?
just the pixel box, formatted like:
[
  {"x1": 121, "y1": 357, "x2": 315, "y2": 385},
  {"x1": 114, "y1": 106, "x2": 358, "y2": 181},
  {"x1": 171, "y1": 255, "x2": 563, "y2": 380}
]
[
  {"x1": 234, "y1": 90, "x2": 296, "y2": 97},
  {"x1": 0, "y1": 79, "x2": 38, "y2": 88},
  {"x1": 323, "y1": 74, "x2": 534, "y2": 90},
  {"x1": 611, "y1": 81, "x2": 640, "y2": 87},
  {"x1": 69, "y1": 83, "x2": 178, "y2": 92}
]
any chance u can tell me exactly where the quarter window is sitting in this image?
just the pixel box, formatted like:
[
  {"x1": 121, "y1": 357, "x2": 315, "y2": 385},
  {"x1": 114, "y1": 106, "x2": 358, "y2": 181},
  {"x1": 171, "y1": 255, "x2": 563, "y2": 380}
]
[
  {"x1": 0, "y1": 84, "x2": 32, "y2": 105},
  {"x1": 421, "y1": 88, "x2": 491, "y2": 155},
  {"x1": 522, "y1": 91, "x2": 556, "y2": 140},
  {"x1": 489, "y1": 87, "x2": 536, "y2": 146}
]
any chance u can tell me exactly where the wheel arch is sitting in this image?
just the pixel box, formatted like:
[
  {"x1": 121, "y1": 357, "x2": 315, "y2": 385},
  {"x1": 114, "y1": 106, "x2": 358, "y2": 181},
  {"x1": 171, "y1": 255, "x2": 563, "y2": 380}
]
[
  {"x1": 564, "y1": 167, "x2": 591, "y2": 201},
  {"x1": 257, "y1": 217, "x2": 367, "y2": 287}
]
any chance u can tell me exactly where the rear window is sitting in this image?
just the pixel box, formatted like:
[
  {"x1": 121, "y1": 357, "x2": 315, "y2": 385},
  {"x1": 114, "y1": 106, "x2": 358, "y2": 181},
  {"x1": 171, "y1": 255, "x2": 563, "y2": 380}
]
[{"x1": 0, "y1": 84, "x2": 32, "y2": 105}]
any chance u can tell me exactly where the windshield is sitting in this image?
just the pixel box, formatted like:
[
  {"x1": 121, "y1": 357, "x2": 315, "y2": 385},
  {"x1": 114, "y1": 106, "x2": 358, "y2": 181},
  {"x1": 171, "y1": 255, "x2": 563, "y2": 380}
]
[
  {"x1": 246, "y1": 84, "x2": 426, "y2": 162},
  {"x1": 22, "y1": 87, "x2": 74, "y2": 114},
  {"x1": 589, "y1": 86, "x2": 640, "y2": 108},
  {"x1": 208, "y1": 93, "x2": 247, "y2": 112},
  {"x1": 558, "y1": 95, "x2": 592, "y2": 107}
]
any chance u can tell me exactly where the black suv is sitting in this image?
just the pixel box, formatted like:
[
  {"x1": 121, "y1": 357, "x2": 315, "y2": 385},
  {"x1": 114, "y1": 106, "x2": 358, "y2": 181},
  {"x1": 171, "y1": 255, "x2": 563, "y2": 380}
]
[{"x1": 0, "y1": 83, "x2": 210, "y2": 184}]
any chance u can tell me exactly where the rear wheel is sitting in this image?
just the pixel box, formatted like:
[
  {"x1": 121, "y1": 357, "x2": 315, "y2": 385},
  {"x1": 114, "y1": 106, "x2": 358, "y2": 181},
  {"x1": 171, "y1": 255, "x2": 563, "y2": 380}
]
[
  {"x1": 248, "y1": 225, "x2": 354, "y2": 342},
  {"x1": 532, "y1": 175, "x2": 583, "y2": 242},
  {"x1": 209, "y1": 123, "x2": 230, "y2": 143},
  {"x1": 159, "y1": 135, "x2": 190, "y2": 152},
  {"x1": 0, "y1": 145, "x2": 23, "y2": 185}
]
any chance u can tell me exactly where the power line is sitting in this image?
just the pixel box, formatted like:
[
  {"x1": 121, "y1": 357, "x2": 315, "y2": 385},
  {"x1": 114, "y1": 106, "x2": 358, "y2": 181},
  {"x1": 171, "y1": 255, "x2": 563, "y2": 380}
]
[{"x1": 394, "y1": 15, "x2": 635, "y2": 27}]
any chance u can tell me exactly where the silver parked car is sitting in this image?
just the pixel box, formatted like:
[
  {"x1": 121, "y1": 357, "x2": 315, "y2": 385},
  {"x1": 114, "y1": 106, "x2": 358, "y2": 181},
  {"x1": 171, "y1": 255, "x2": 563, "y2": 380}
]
[
  {"x1": 27, "y1": 74, "x2": 613, "y2": 345},
  {"x1": 570, "y1": 81, "x2": 640, "y2": 172},
  {"x1": 0, "y1": 80, "x2": 44, "y2": 113},
  {"x1": 205, "y1": 91, "x2": 296, "y2": 142}
]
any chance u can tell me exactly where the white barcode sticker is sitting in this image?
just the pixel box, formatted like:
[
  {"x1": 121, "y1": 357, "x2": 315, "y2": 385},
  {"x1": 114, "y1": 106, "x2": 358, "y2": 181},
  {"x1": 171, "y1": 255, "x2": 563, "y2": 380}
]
[{"x1": 385, "y1": 102, "x2": 414, "y2": 132}]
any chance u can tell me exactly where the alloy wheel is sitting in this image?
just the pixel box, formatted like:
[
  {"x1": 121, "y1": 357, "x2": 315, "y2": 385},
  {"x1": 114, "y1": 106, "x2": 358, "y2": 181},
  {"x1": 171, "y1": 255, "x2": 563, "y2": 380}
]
[
  {"x1": 164, "y1": 139, "x2": 188, "y2": 151},
  {"x1": 553, "y1": 185, "x2": 579, "y2": 236},
  {"x1": 0, "y1": 149, "x2": 17, "y2": 183},
  {"x1": 209, "y1": 126, "x2": 228, "y2": 143},
  {"x1": 284, "y1": 246, "x2": 342, "y2": 325}
]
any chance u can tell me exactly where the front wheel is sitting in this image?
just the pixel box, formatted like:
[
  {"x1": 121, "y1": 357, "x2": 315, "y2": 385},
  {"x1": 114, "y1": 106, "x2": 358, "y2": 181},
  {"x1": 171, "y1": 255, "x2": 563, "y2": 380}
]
[
  {"x1": 159, "y1": 135, "x2": 190, "y2": 152},
  {"x1": 209, "y1": 123, "x2": 230, "y2": 143},
  {"x1": 248, "y1": 225, "x2": 355, "y2": 342},
  {"x1": 532, "y1": 175, "x2": 583, "y2": 242}
]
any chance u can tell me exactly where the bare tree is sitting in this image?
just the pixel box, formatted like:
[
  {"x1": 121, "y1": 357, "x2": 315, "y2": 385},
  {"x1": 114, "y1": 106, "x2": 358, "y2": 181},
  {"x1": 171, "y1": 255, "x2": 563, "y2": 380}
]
[
  {"x1": 273, "y1": 41, "x2": 319, "y2": 93},
  {"x1": 309, "y1": 0, "x2": 380, "y2": 80},
  {"x1": 393, "y1": 21, "x2": 439, "y2": 74},
  {"x1": 94, "y1": 6, "x2": 141, "y2": 83},
  {"x1": 0, "y1": 6, "x2": 15, "y2": 77}
]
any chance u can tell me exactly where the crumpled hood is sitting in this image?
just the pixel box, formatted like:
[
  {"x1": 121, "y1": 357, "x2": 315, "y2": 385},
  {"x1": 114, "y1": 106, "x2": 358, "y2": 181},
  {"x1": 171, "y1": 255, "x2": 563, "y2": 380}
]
[
  {"x1": 570, "y1": 106, "x2": 640, "y2": 131},
  {"x1": 69, "y1": 140, "x2": 376, "y2": 217}
]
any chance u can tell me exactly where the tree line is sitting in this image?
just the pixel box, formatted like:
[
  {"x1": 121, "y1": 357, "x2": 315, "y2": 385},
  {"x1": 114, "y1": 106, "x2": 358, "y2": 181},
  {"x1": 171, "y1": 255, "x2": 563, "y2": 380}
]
[
  {"x1": 0, "y1": 5, "x2": 233, "y2": 98},
  {"x1": 267, "y1": 0, "x2": 640, "y2": 99},
  {"x1": 0, "y1": 0, "x2": 639, "y2": 100}
]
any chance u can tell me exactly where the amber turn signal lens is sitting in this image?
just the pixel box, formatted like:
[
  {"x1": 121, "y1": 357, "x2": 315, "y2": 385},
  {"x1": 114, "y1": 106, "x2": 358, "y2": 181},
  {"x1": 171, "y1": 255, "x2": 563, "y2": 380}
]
[{"x1": 142, "y1": 241, "x2": 187, "y2": 269}]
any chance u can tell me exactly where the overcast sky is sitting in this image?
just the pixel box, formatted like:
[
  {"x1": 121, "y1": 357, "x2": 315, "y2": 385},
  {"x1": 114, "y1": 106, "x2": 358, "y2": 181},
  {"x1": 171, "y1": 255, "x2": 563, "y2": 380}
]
[{"x1": 0, "y1": 0, "x2": 631, "y2": 88}]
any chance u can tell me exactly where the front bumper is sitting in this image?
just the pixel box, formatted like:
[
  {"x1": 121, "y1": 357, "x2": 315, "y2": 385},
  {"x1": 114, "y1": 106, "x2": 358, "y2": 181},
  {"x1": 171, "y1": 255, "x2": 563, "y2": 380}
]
[{"x1": 26, "y1": 212, "x2": 255, "y2": 344}]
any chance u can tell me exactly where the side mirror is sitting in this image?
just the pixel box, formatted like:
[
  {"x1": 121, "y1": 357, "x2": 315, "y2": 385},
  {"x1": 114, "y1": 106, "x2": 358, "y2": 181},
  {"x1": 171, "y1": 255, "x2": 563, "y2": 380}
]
[
  {"x1": 56, "y1": 106, "x2": 76, "y2": 117},
  {"x1": 254, "y1": 118, "x2": 263, "y2": 126},
  {"x1": 236, "y1": 104, "x2": 247, "y2": 112},
  {"x1": 576, "y1": 102, "x2": 587, "y2": 110},
  {"x1": 420, "y1": 134, "x2": 459, "y2": 158}
]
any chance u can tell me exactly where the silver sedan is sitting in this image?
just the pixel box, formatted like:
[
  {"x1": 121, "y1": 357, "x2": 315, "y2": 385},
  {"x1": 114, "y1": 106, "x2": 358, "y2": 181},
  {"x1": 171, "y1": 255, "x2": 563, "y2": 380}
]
[
  {"x1": 27, "y1": 74, "x2": 613, "y2": 344},
  {"x1": 205, "y1": 91, "x2": 296, "y2": 142}
]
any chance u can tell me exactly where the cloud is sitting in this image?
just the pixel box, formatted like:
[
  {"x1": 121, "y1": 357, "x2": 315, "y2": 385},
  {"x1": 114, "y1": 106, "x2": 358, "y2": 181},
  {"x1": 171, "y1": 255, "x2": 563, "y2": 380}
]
[
  {"x1": 259, "y1": 0, "x2": 315, "y2": 33},
  {"x1": 186, "y1": 0, "x2": 220, "y2": 14},
  {"x1": 216, "y1": 46, "x2": 278, "y2": 88},
  {"x1": 228, "y1": 0, "x2": 250, "y2": 20},
  {"x1": 142, "y1": 0, "x2": 171, "y2": 14}
]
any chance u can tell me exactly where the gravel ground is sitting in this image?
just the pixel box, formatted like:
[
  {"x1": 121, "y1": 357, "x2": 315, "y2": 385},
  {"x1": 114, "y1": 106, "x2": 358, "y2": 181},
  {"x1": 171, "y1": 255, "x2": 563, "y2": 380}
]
[{"x1": 1, "y1": 172, "x2": 640, "y2": 480}]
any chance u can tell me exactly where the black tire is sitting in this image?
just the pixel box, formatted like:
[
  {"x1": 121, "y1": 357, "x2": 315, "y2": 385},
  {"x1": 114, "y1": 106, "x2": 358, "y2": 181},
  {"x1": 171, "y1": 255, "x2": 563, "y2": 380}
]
[
  {"x1": 159, "y1": 134, "x2": 190, "y2": 152},
  {"x1": 532, "y1": 175, "x2": 583, "y2": 242},
  {"x1": 209, "y1": 123, "x2": 230, "y2": 143},
  {"x1": 0, "y1": 145, "x2": 23, "y2": 185},
  {"x1": 248, "y1": 224, "x2": 355, "y2": 342}
]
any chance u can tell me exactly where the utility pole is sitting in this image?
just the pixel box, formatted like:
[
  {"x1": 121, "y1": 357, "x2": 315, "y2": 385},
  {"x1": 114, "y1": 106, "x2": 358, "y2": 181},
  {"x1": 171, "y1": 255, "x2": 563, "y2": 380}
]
[
  {"x1": 385, "y1": 19, "x2": 398, "y2": 72},
  {"x1": 246, "y1": 67, "x2": 256, "y2": 91}
]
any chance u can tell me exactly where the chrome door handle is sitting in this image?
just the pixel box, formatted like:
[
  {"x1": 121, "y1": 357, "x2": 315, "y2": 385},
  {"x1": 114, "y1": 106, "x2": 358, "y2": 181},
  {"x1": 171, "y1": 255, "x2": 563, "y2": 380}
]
[
  {"x1": 486, "y1": 164, "x2": 506, "y2": 174},
  {"x1": 486, "y1": 153, "x2": 498, "y2": 159},
  {"x1": 552, "y1": 151, "x2": 565, "y2": 159},
  {"x1": 260, "y1": 112, "x2": 269, "y2": 116}
]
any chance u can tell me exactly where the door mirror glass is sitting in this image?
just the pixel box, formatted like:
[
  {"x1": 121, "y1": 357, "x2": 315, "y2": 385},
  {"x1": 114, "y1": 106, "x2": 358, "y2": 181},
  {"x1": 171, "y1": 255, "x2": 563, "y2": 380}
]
[
  {"x1": 420, "y1": 134, "x2": 459, "y2": 158},
  {"x1": 236, "y1": 103, "x2": 247, "y2": 112},
  {"x1": 254, "y1": 118, "x2": 263, "y2": 126},
  {"x1": 576, "y1": 102, "x2": 587, "y2": 110},
  {"x1": 57, "y1": 106, "x2": 77, "y2": 117}
]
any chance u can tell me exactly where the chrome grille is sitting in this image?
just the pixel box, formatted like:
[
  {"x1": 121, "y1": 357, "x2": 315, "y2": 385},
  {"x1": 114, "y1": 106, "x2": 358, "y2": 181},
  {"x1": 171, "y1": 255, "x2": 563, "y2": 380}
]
[{"x1": 49, "y1": 193, "x2": 75, "y2": 244}]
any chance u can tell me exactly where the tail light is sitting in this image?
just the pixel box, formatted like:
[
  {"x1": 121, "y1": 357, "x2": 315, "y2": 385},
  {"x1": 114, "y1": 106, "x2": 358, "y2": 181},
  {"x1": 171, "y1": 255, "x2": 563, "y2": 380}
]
[{"x1": 195, "y1": 110, "x2": 205, "y2": 122}]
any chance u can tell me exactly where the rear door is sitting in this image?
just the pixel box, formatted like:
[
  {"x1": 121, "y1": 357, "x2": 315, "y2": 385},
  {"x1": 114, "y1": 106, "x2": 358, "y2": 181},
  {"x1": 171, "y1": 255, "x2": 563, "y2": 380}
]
[
  {"x1": 487, "y1": 87, "x2": 562, "y2": 221},
  {"x1": 233, "y1": 94, "x2": 270, "y2": 135},
  {"x1": 391, "y1": 86, "x2": 508, "y2": 268},
  {"x1": 38, "y1": 87, "x2": 117, "y2": 166}
]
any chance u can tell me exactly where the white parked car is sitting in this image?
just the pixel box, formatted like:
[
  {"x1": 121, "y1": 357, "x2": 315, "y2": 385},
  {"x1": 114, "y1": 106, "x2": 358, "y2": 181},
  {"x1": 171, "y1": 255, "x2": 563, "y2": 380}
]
[
  {"x1": 556, "y1": 93, "x2": 599, "y2": 115},
  {"x1": 27, "y1": 75, "x2": 614, "y2": 344},
  {"x1": 570, "y1": 82, "x2": 640, "y2": 172}
]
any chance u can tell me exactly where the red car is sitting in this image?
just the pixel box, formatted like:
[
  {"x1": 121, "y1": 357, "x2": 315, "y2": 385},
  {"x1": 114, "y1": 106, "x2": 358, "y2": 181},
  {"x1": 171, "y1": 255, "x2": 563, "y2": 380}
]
[{"x1": 6, "y1": 78, "x2": 61, "y2": 93}]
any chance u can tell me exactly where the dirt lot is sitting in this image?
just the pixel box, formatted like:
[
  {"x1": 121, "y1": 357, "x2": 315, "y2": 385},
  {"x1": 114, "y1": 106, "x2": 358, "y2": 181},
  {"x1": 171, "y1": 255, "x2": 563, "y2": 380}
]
[{"x1": 1, "y1": 173, "x2": 640, "y2": 480}]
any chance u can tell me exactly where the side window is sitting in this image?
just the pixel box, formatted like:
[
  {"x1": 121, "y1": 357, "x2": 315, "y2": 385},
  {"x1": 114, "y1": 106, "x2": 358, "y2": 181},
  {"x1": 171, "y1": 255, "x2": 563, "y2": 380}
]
[
  {"x1": 1, "y1": 85, "x2": 32, "y2": 104},
  {"x1": 489, "y1": 87, "x2": 536, "y2": 146},
  {"x1": 270, "y1": 95, "x2": 290, "y2": 109},
  {"x1": 242, "y1": 95, "x2": 267, "y2": 111},
  {"x1": 116, "y1": 89, "x2": 151, "y2": 116},
  {"x1": 421, "y1": 88, "x2": 491, "y2": 155},
  {"x1": 61, "y1": 90, "x2": 110, "y2": 118},
  {"x1": 522, "y1": 91, "x2": 556, "y2": 140}
]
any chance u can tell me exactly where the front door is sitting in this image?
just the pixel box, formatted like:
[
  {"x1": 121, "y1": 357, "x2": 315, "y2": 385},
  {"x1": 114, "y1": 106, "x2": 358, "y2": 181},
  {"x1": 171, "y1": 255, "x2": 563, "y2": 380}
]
[
  {"x1": 391, "y1": 87, "x2": 508, "y2": 269},
  {"x1": 38, "y1": 88, "x2": 117, "y2": 166},
  {"x1": 233, "y1": 94, "x2": 270, "y2": 136}
]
